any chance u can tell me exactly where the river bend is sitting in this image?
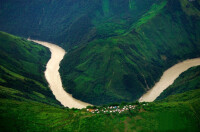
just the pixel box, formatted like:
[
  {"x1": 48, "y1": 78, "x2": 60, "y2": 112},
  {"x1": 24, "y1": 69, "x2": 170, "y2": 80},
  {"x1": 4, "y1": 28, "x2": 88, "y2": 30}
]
[
  {"x1": 29, "y1": 40, "x2": 200, "y2": 105},
  {"x1": 139, "y1": 58, "x2": 200, "y2": 102},
  {"x1": 30, "y1": 39, "x2": 91, "y2": 109}
]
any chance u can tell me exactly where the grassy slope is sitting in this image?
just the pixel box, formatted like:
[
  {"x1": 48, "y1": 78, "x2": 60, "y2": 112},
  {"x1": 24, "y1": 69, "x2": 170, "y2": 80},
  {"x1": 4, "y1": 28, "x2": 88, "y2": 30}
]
[
  {"x1": 0, "y1": 31, "x2": 60, "y2": 105},
  {"x1": 60, "y1": 0, "x2": 200, "y2": 105},
  {"x1": 1, "y1": 88, "x2": 200, "y2": 131},
  {"x1": 157, "y1": 66, "x2": 200, "y2": 100}
]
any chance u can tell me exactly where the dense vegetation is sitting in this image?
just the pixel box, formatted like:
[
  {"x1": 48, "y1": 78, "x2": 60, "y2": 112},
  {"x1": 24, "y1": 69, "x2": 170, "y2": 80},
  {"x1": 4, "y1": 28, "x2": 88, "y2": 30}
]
[
  {"x1": 1, "y1": 86, "x2": 200, "y2": 131},
  {"x1": 0, "y1": 0, "x2": 157, "y2": 49},
  {"x1": 1, "y1": 37, "x2": 199, "y2": 131},
  {"x1": 60, "y1": 0, "x2": 200, "y2": 105},
  {"x1": 157, "y1": 66, "x2": 200, "y2": 100},
  {"x1": 0, "y1": 31, "x2": 199, "y2": 131},
  {"x1": 0, "y1": 31, "x2": 60, "y2": 106}
]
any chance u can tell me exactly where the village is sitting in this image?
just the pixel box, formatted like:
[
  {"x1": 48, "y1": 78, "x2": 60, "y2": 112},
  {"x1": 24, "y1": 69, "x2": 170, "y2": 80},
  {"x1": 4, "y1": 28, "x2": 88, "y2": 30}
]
[{"x1": 86, "y1": 103, "x2": 148, "y2": 114}]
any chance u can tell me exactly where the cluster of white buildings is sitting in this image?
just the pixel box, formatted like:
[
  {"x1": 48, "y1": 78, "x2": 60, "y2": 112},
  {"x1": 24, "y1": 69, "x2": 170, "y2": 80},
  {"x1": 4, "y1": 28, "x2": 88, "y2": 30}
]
[{"x1": 86, "y1": 105, "x2": 137, "y2": 114}]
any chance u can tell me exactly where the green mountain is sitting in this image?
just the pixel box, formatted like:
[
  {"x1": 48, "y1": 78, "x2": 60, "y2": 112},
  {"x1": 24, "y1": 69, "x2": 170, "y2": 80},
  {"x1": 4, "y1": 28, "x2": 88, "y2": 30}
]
[
  {"x1": 0, "y1": 0, "x2": 157, "y2": 49},
  {"x1": 0, "y1": 0, "x2": 200, "y2": 129},
  {"x1": 157, "y1": 66, "x2": 200, "y2": 100},
  {"x1": 0, "y1": 36, "x2": 199, "y2": 131},
  {"x1": 1, "y1": 0, "x2": 200, "y2": 105},
  {"x1": 0, "y1": 31, "x2": 60, "y2": 106},
  {"x1": 60, "y1": 0, "x2": 200, "y2": 105}
]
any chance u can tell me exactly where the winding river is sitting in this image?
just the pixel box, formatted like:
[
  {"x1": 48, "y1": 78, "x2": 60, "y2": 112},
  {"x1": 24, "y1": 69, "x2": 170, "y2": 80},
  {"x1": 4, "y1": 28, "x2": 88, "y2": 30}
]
[
  {"x1": 29, "y1": 39, "x2": 200, "y2": 106},
  {"x1": 139, "y1": 58, "x2": 200, "y2": 102},
  {"x1": 29, "y1": 39, "x2": 91, "y2": 109}
]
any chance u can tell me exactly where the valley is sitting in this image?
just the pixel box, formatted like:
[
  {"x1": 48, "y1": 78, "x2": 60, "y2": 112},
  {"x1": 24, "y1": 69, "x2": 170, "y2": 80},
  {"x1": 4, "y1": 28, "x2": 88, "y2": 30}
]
[
  {"x1": 30, "y1": 39, "x2": 200, "y2": 108},
  {"x1": 0, "y1": 0, "x2": 200, "y2": 131}
]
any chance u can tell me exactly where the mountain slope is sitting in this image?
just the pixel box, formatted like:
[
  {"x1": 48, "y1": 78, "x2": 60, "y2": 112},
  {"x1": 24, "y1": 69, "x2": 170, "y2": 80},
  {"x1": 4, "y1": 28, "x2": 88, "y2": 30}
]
[
  {"x1": 0, "y1": 0, "x2": 157, "y2": 49},
  {"x1": 0, "y1": 31, "x2": 60, "y2": 105},
  {"x1": 60, "y1": 0, "x2": 200, "y2": 105}
]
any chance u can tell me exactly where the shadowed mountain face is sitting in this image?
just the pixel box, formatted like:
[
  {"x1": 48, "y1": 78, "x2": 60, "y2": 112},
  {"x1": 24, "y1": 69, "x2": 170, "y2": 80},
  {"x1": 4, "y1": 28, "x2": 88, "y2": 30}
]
[
  {"x1": 1, "y1": 0, "x2": 200, "y2": 105},
  {"x1": 0, "y1": 0, "x2": 156, "y2": 49}
]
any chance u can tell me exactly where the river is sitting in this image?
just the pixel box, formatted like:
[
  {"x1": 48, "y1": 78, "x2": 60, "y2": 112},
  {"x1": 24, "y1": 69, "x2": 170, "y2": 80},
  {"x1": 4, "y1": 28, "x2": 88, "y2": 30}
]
[
  {"x1": 29, "y1": 39, "x2": 91, "y2": 109},
  {"x1": 139, "y1": 58, "x2": 200, "y2": 102},
  {"x1": 29, "y1": 39, "x2": 200, "y2": 105}
]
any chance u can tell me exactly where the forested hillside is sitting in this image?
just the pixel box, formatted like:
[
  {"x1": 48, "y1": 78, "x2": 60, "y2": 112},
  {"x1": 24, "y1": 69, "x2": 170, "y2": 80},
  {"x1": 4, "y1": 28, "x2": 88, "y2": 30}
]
[
  {"x1": 0, "y1": 31, "x2": 60, "y2": 105},
  {"x1": 0, "y1": 0, "x2": 157, "y2": 49}
]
